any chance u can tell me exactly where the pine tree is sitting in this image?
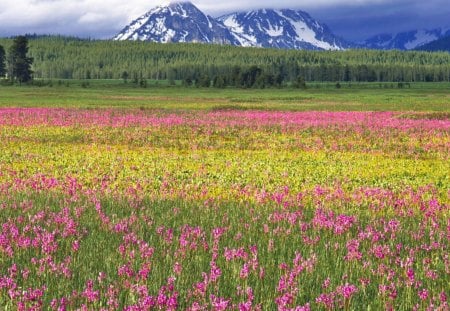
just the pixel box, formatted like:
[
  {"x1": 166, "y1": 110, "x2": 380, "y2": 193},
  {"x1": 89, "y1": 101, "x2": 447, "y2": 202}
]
[
  {"x1": 0, "y1": 45, "x2": 6, "y2": 78},
  {"x1": 8, "y1": 36, "x2": 33, "y2": 83}
]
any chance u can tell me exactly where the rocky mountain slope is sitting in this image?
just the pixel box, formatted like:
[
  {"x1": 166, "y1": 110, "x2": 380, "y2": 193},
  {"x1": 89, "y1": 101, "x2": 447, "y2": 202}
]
[
  {"x1": 114, "y1": 1, "x2": 351, "y2": 50},
  {"x1": 114, "y1": 2, "x2": 239, "y2": 45},
  {"x1": 362, "y1": 28, "x2": 450, "y2": 50}
]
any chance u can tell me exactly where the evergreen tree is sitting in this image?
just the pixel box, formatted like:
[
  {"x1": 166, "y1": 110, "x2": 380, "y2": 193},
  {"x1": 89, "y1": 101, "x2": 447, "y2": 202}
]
[
  {"x1": 196, "y1": 74, "x2": 211, "y2": 87},
  {"x1": 8, "y1": 36, "x2": 33, "y2": 83},
  {"x1": 213, "y1": 75, "x2": 226, "y2": 88},
  {"x1": 0, "y1": 45, "x2": 6, "y2": 78},
  {"x1": 182, "y1": 77, "x2": 193, "y2": 87},
  {"x1": 121, "y1": 71, "x2": 129, "y2": 83},
  {"x1": 292, "y1": 76, "x2": 306, "y2": 89}
]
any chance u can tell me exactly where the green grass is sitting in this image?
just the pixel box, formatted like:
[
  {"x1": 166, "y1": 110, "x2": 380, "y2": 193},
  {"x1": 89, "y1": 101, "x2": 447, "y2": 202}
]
[
  {"x1": 0, "y1": 80, "x2": 449, "y2": 111},
  {"x1": 0, "y1": 80, "x2": 448, "y2": 310},
  {"x1": 1, "y1": 193, "x2": 447, "y2": 310}
]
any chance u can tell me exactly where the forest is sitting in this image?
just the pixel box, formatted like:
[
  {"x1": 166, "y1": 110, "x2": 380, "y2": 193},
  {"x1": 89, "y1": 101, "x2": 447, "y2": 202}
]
[{"x1": 0, "y1": 36, "x2": 450, "y2": 87}]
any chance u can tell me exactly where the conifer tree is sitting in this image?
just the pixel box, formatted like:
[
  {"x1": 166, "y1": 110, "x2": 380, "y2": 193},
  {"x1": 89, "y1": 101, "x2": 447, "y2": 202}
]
[
  {"x1": 0, "y1": 45, "x2": 6, "y2": 78},
  {"x1": 8, "y1": 36, "x2": 33, "y2": 83}
]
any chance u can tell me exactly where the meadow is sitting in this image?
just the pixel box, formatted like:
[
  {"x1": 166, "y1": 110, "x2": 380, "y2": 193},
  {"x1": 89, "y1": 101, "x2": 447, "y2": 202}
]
[
  {"x1": 0, "y1": 82, "x2": 449, "y2": 310},
  {"x1": 1, "y1": 80, "x2": 450, "y2": 111}
]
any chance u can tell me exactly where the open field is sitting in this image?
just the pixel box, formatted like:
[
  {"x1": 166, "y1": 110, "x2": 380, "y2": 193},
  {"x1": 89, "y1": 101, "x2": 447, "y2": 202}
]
[
  {"x1": 1, "y1": 80, "x2": 450, "y2": 111},
  {"x1": 0, "y1": 83, "x2": 449, "y2": 310}
]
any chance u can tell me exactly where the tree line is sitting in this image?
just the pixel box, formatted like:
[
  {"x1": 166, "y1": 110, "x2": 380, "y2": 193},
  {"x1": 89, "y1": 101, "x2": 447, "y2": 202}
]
[
  {"x1": 1, "y1": 36, "x2": 450, "y2": 86},
  {"x1": 0, "y1": 36, "x2": 33, "y2": 84}
]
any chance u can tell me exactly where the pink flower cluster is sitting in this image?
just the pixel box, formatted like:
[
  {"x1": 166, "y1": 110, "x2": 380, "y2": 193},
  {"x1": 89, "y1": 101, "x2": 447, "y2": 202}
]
[{"x1": 0, "y1": 108, "x2": 448, "y2": 131}]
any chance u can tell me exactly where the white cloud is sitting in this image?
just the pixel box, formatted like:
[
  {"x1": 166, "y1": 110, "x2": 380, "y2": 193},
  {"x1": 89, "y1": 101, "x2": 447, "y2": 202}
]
[
  {"x1": 0, "y1": 0, "x2": 146, "y2": 37},
  {"x1": 0, "y1": 0, "x2": 392, "y2": 25},
  {"x1": 78, "y1": 12, "x2": 106, "y2": 24}
]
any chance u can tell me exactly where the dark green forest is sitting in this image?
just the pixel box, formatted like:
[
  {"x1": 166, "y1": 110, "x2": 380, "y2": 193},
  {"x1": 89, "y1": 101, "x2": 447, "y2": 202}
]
[{"x1": 0, "y1": 36, "x2": 450, "y2": 86}]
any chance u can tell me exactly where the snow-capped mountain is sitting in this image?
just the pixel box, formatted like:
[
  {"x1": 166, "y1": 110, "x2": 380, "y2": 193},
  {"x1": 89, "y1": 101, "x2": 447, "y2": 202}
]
[
  {"x1": 114, "y1": 1, "x2": 352, "y2": 50},
  {"x1": 416, "y1": 35, "x2": 450, "y2": 52},
  {"x1": 114, "y1": 2, "x2": 240, "y2": 45},
  {"x1": 363, "y1": 28, "x2": 450, "y2": 50},
  {"x1": 218, "y1": 9, "x2": 351, "y2": 50}
]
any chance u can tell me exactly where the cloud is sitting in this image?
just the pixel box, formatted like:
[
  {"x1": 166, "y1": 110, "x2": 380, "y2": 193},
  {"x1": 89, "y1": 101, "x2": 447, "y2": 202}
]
[
  {"x1": 0, "y1": 0, "x2": 144, "y2": 37},
  {"x1": 0, "y1": 0, "x2": 448, "y2": 40},
  {"x1": 309, "y1": 0, "x2": 450, "y2": 40}
]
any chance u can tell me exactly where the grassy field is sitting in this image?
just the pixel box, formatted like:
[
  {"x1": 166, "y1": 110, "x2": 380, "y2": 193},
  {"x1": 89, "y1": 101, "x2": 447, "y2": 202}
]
[
  {"x1": 1, "y1": 80, "x2": 450, "y2": 111},
  {"x1": 0, "y1": 82, "x2": 449, "y2": 310}
]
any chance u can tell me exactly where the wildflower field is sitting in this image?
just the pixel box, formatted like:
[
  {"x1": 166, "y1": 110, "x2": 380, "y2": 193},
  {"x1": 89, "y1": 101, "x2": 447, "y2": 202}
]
[{"x1": 0, "y1": 84, "x2": 449, "y2": 310}]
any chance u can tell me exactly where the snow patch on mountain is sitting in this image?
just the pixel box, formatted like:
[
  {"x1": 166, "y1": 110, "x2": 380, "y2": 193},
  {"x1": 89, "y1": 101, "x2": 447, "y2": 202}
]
[
  {"x1": 404, "y1": 30, "x2": 440, "y2": 50},
  {"x1": 114, "y1": 2, "x2": 352, "y2": 50},
  {"x1": 277, "y1": 10, "x2": 338, "y2": 50},
  {"x1": 363, "y1": 28, "x2": 449, "y2": 50},
  {"x1": 218, "y1": 9, "x2": 351, "y2": 50},
  {"x1": 266, "y1": 24, "x2": 284, "y2": 37},
  {"x1": 114, "y1": 2, "x2": 240, "y2": 45}
]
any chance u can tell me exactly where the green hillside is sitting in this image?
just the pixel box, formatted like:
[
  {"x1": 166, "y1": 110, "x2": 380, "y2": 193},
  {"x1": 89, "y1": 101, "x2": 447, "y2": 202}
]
[{"x1": 1, "y1": 36, "x2": 450, "y2": 83}]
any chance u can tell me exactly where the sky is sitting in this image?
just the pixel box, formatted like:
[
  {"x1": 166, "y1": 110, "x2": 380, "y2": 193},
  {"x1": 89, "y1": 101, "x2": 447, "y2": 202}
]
[{"x1": 0, "y1": 0, "x2": 449, "y2": 41}]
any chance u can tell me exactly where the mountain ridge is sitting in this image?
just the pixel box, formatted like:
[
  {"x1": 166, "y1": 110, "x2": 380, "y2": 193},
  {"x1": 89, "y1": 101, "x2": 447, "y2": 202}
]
[
  {"x1": 114, "y1": 1, "x2": 352, "y2": 50},
  {"x1": 217, "y1": 9, "x2": 351, "y2": 50},
  {"x1": 114, "y1": 1, "x2": 449, "y2": 51},
  {"x1": 362, "y1": 28, "x2": 450, "y2": 50},
  {"x1": 114, "y1": 2, "x2": 239, "y2": 45},
  {"x1": 415, "y1": 35, "x2": 450, "y2": 52}
]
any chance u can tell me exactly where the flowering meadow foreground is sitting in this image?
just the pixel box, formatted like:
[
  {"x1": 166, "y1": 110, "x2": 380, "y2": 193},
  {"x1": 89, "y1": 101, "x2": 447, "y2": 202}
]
[{"x1": 0, "y1": 108, "x2": 449, "y2": 310}]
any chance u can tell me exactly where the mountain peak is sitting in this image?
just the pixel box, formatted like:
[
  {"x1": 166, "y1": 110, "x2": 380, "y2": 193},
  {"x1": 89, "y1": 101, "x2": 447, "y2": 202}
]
[
  {"x1": 160, "y1": 1, "x2": 199, "y2": 11},
  {"x1": 114, "y1": 1, "x2": 239, "y2": 44},
  {"x1": 114, "y1": 2, "x2": 352, "y2": 50},
  {"x1": 162, "y1": 0, "x2": 194, "y2": 5}
]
